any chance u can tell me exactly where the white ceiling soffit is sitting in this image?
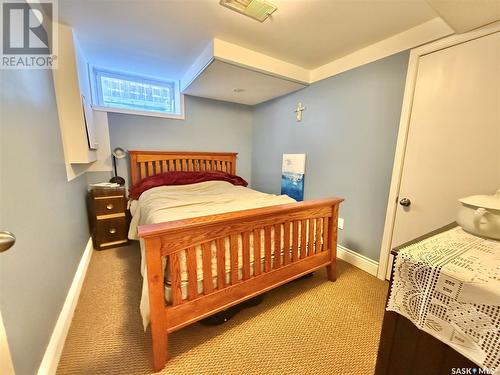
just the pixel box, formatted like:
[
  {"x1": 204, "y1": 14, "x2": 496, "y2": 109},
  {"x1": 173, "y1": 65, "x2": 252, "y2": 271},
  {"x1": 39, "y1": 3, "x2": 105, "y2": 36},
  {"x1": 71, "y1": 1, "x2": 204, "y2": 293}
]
[
  {"x1": 181, "y1": 38, "x2": 309, "y2": 105},
  {"x1": 426, "y1": 0, "x2": 500, "y2": 33},
  {"x1": 183, "y1": 59, "x2": 306, "y2": 105},
  {"x1": 181, "y1": 38, "x2": 309, "y2": 91}
]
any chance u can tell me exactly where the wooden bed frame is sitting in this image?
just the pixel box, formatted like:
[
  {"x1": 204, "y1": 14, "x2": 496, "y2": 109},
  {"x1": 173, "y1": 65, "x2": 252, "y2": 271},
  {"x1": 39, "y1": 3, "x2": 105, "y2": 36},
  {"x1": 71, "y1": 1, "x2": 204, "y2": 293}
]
[{"x1": 130, "y1": 150, "x2": 343, "y2": 372}]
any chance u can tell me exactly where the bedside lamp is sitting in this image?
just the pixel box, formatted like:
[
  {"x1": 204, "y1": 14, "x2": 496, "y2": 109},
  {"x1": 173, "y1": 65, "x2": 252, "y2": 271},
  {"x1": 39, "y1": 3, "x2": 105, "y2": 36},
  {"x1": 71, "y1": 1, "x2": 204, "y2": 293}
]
[{"x1": 109, "y1": 147, "x2": 127, "y2": 186}]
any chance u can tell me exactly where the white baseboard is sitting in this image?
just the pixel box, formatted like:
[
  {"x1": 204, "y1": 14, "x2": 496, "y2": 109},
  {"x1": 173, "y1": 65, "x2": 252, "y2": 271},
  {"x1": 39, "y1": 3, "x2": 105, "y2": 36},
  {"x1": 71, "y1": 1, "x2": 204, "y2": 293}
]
[
  {"x1": 37, "y1": 237, "x2": 94, "y2": 375},
  {"x1": 337, "y1": 245, "x2": 379, "y2": 277}
]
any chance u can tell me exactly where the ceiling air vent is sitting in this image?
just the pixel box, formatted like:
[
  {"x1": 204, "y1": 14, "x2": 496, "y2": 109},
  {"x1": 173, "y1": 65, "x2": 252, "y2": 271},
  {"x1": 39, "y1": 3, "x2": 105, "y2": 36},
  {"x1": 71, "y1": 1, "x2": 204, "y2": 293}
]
[{"x1": 220, "y1": 0, "x2": 277, "y2": 22}]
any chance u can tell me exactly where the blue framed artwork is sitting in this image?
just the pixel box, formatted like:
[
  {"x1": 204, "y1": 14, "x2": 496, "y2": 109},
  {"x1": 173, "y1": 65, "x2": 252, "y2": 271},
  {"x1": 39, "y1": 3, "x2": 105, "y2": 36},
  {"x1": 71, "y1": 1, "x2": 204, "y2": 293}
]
[{"x1": 281, "y1": 154, "x2": 306, "y2": 201}]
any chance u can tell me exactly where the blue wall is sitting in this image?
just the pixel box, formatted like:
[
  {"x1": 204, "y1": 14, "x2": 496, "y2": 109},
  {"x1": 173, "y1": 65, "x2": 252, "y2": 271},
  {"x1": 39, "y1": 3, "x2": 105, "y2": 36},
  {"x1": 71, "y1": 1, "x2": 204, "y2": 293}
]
[
  {"x1": 107, "y1": 95, "x2": 254, "y2": 185},
  {"x1": 0, "y1": 69, "x2": 90, "y2": 374},
  {"x1": 251, "y1": 52, "x2": 409, "y2": 260}
]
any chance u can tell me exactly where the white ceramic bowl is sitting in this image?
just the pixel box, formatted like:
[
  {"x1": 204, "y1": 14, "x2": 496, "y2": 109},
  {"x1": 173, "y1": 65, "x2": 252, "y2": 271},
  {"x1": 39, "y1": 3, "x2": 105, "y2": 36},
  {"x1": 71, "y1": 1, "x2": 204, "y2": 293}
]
[{"x1": 457, "y1": 190, "x2": 500, "y2": 240}]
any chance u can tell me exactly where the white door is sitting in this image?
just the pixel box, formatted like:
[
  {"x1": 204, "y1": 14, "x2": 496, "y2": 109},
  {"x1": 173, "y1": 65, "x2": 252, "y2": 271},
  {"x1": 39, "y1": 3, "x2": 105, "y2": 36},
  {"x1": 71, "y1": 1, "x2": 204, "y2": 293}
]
[
  {"x1": 391, "y1": 32, "x2": 500, "y2": 251},
  {"x1": 0, "y1": 232, "x2": 17, "y2": 375}
]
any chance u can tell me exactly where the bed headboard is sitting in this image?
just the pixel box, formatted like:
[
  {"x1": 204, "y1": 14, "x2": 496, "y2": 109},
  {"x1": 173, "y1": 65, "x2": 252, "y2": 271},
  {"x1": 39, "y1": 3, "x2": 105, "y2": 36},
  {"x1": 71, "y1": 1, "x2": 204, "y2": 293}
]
[{"x1": 128, "y1": 151, "x2": 238, "y2": 186}]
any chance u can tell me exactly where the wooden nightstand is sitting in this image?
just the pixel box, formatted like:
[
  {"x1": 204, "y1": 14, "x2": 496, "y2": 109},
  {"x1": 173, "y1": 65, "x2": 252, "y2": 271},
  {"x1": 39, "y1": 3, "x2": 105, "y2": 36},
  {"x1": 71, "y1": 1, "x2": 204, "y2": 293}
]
[{"x1": 87, "y1": 187, "x2": 129, "y2": 250}]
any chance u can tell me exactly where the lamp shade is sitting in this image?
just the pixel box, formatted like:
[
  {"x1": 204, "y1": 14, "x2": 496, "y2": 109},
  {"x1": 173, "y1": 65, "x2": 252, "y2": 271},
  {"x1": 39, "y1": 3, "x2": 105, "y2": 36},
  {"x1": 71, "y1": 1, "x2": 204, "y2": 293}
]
[{"x1": 112, "y1": 147, "x2": 127, "y2": 159}]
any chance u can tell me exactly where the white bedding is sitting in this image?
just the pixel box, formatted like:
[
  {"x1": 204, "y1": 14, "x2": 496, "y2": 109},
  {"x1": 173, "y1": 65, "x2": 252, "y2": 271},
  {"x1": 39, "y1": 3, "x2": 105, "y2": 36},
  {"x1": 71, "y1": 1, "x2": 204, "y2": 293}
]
[{"x1": 129, "y1": 181, "x2": 296, "y2": 329}]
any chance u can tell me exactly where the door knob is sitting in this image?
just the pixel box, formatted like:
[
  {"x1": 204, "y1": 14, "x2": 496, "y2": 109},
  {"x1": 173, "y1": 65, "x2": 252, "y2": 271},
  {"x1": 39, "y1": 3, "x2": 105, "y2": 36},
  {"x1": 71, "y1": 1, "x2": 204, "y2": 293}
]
[
  {"x1": 0, "y1": 231, "x2": 16, "y2": 253},
  {"x1": 399, "y1": 198, "x2": 411, "y2": 207}
]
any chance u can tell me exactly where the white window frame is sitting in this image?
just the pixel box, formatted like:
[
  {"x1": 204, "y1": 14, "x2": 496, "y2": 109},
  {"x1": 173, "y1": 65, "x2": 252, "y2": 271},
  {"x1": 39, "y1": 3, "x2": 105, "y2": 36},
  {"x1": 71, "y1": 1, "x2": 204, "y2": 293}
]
[{"x1": 90, "y1": 67, "x2": 185, "y2": 120}]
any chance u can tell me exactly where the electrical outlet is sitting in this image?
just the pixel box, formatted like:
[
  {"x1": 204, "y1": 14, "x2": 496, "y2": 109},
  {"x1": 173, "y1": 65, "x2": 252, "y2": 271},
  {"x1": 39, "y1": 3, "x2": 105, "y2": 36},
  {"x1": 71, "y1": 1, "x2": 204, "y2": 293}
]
[{"x1": 338, "y1": 217, "x2": 344, "y2": 230}]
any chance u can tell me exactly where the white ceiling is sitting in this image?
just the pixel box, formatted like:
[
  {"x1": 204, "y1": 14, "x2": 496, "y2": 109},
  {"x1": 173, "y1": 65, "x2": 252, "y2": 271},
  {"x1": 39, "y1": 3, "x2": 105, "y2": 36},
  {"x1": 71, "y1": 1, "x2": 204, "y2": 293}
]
[
  {"x1": 59, "y1": 0, "x2": 438, "y2": 81},
  {"x1": 426, "y1": 0, "x2": 500, "y2": 33}
]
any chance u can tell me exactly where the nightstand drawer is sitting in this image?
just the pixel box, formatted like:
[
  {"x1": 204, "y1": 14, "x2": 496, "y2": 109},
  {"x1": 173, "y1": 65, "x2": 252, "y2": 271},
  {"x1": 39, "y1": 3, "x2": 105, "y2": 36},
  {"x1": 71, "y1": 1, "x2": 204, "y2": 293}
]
[
  {"x1": 95, "y1": 217, "x2": 128, "y2": 247},
  {"x1": 94, "y1": 197, "x2": 126, "y2": 217},
  {"x1": 88, "y1": 186, "x2": 129, "y2": 250}
]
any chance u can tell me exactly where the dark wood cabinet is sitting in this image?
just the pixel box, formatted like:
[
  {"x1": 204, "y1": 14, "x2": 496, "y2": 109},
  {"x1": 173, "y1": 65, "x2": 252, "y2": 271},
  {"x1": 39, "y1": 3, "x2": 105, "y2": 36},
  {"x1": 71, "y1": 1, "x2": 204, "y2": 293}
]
[
  {"x1": 375, "y1": 224, "x2": 476, "y2": 375},
  {"x1": 87, "y1": 187, "x2": 129, "y2": 250}
]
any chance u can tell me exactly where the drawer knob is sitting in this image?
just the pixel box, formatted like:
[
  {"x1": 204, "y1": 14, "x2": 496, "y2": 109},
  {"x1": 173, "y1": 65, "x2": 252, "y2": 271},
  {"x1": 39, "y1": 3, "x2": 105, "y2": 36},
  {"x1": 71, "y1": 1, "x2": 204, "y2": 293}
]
[
  {"x1": 106, "y1": 203, "x2": 114, "y2": 210},
  {"x1": 109, "y1": 228, "x2": 117, "y2": 234}
]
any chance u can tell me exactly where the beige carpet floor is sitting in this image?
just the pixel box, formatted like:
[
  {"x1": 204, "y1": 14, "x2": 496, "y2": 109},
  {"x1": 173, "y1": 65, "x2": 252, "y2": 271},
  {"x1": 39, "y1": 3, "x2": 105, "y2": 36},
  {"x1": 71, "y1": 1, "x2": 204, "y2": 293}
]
[{"x1": 57, "y1": 243, "x2": 388, "y2": 375}]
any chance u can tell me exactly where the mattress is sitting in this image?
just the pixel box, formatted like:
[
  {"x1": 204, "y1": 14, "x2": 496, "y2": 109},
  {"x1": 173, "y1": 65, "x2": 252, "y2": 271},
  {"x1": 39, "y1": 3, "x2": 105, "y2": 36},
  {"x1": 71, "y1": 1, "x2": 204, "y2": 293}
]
[
  {"x1": 128, "y1": 180, "x2": 295, "y2": 240},
  {"x1": 129, "y1": 181, "x2": 297, "y2": 329}
]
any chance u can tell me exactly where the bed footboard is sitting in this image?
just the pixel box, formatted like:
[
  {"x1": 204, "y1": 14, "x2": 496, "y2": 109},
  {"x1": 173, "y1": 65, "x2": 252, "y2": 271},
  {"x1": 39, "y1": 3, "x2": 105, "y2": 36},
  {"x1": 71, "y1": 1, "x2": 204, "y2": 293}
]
[{"x1": 139, "y1": 197, "x2": 343, "y2": 371}]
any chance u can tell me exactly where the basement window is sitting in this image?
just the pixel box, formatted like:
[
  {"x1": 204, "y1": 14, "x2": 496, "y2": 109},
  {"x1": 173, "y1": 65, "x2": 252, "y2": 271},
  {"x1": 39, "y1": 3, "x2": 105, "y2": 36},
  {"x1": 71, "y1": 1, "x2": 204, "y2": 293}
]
[{"x1": 91, "y1": 68, "x2": 184, "y2": 119}]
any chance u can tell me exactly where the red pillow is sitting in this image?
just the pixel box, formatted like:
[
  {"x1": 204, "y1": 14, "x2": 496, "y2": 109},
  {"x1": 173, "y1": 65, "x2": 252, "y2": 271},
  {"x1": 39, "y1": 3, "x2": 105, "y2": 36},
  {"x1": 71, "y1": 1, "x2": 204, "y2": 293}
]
[{"x1": 129, "y1": 171, "x2": 248, "y2": 200}]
